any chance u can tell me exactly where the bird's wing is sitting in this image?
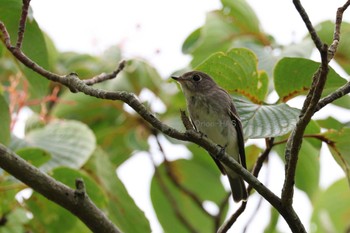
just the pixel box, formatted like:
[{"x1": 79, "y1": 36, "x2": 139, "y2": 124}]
[{"x1": 228, "y1": 104, "x2": 247, "y2": 169}]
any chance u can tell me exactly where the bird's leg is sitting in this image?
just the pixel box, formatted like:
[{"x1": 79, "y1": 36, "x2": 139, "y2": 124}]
[
  {"x1": 217, "y1": 143, "x2": 228, "y2": 159},
  {"x1": 198, "y1": 131, "x2": 207, "y2": 139}
]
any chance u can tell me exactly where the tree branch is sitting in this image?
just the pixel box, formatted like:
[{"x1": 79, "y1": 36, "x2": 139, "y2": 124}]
[
  {"x1": 0, "y1": 2, "x2": 309, "y2": 232},
  {"x1": 315, "y1": 81, "x2": 350, "y2": 112},
  {"x1": 315, "y1": 0, "x2": 350, "y2": 112},
  {"x1": 84, "y1": 60, "x2": 126, "y2": 86},
  {"x1": 282, "y1": 0, "x2": 330, "y2": 206},
  {"x1": 16, "y1": 0, "x2": 31, "y2": 49},
  {"x1": 148, "y1": 152, "x2": 198, "y2": 233},
  {"x1": 153, "y1": 133, "x2": 213, "y2": 218},
  {"x1": 292, "y1": 0, "x2": 324, "y2": 52},
  {"x1": 217, "y1": 201, "x2": 247, "y2": 233},
  {"x1": 282, "y1": 0, "x2": 350, "y2": 207},
  {"x1": 0, "y1": 144, "x2": 121, "y2": 233}
]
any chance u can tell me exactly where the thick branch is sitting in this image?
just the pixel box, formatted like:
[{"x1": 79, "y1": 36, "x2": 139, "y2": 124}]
[{"x1": 0, "y1": 144, "x2": 121, "y2": 233}]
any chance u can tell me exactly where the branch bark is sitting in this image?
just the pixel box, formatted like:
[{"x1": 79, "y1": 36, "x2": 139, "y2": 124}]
[{"x1": 0, "y1": 144, "x2": 121, "y2": 233}]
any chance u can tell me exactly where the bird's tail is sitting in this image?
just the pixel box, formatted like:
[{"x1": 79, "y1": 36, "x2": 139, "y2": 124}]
[{"x1": 227, "y1": 172, "x2": 247, "y2": 202}]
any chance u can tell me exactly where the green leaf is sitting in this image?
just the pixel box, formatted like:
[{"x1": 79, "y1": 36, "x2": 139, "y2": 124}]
[
  {"x1": 24, "y1": 113, "x2": 46, "y2": 134},
  {"x1": 245, "y1": 144, "x2": 262, "y2": 171},
  {"x1": 234, "y1": 96, "x2": 300, "y2": 139},
  {"x1": 316, "y1": 116, "x2": 346, "y2": 131},
  {"x1": 26, "y1": 191, "x2": 89, "y2": 233},
  {"x1": 0, "y1": 94, "x2": 10, "y2": 145},
  {"x1": 274, "y1": 57, "x2": 347, "y2": 102},
  {"x1": 84, "y1": 148, "x2": 151, "y2": 233},
  {"x1": 220, "y1": 0, "x2": 261, "y2": 34},
  {"x1": 197, "y1": 48, "x2": 269, "y2": 103},
  {"x1": 235, "y1": 38, "x2": 314, "y2": 78},
  {"x1": 184, "y1": 11, "x2": 239, "y2": 67},
  {"x1": 24, "y1": 120, "x2": 96, "y2": 171},
  {"x1": 51, "y1": 91, "x2": 144, "y2": 166},
  {"x1": 182, "y1": 28, "x2": 201, "y2": 54},
  {"x1": 183, "y1": 0, "x2": 268, "y2": 67},
  {"x1": 151, "y1": 159, "x2": 228, "y2": 233},
  {"x1": 322, "y1": 128, "x2": 350, "y2": 186},
  {"x1": 0, "y1": 0, "x2": 50, "y2": 99},
  {"x1": 316, "y1": 21, "x2": 350, "y2": 74},
  {"x1": 15, "y1": 147, "x2": 51, "y2": 167},
  {"x1": 311, "y1": 178, "x2": 350, "y2": 233}
]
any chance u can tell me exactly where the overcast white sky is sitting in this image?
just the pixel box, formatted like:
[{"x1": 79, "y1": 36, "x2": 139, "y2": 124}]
[{"x1": 29, "y1": 1, "x2": 348, "y2": 232}]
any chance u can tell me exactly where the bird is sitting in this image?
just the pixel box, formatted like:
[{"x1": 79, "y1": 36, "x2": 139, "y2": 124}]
[{"x1": 172, "y1": 71, "x2": 247, "y2": 202}]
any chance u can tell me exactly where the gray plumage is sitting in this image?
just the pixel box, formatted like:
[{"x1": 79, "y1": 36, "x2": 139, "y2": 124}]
[{"x1": 172, "y1": 71, "x2": 247, "y2": 202}]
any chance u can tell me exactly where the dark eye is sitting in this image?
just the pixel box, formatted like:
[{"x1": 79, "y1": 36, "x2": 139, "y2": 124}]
[{"x1": 192, "y1": 74, "x2": 201, "y2": 82}]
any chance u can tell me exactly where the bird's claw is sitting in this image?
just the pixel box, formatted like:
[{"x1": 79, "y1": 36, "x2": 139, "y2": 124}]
[{"x1": 217, "y1": 143, "x2": 228, "y2": 159}]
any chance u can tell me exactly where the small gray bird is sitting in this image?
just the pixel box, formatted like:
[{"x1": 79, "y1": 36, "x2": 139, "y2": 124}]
[{"x1": 172, "y1": 71, "x2": 247, "y2": 202}]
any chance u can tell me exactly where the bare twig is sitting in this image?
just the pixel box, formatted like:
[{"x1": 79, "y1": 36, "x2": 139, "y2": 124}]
[
  {"x1": 333, "y1": 0, "x2": 350, "y2": 42},
  {"x1": 0, "y1": 144, "x2": 121, "y2": 233},
  {"x1": 292, "y1": 0, "x2": 324, "y2": 52},
  {"x1": 153, "y1": 134, "x2": 212, "y2": 218},
  {"x1": 248, "y1": 138, "x2": 274, "y2": 194},
  {"x1": 214, "y1": 193, "x2": 231, "y2": 231},
  {"x1": 148, "y1": 152, "x2": 198, "y2": 233},
  {"x1": 217, "y1": 201, "x2": 247, "y2": 233},
  {"x1": 315, "y1": 81, "x2": 350, "y2": 112},
  {"x1": 83, "y1": 60, "x2": 126, "y2": 85},
  {"x1": 218, "y1": 138, "x2": 275, "y2": 232},
  {"x1": 16, "y1": 0, "x2": 31, "y2": 49}
]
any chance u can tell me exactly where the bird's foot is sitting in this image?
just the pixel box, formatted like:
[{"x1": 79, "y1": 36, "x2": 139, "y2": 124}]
[
  {"x1": 198, "y1": 131, "x2": 207, "y2": 139},
  {"x1": 217, "y1": 143, "x2": 228, "y2": 159}
]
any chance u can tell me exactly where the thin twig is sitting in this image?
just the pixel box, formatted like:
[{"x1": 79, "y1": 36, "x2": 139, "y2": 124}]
[
  {"x1": 153, "y1": 134, "x2": 212, "y2": 218},
  {"x1": 333, "y1": 0, "x2": 350, "y2": 42},
  {"x1": 16, "y1": 0, "x2": 31, "y2": 49},
  {"x1": 315, "y1": 81, "x2": 350, "y2": 112},
  {"x1": 292, "y1": 0, "x2": 324, "y2": 52},
  {"x1": 148, "y1": 152, "x2": 198, "y2": 233},
  {"x1": 217, "y1": 201, "x2": 247, "y2": 233},
  {"x1": 214, "y1": 192, "x2": 231, "y2": 231},
  {"x1": 218, "y1": 138, "x2": 274, "y2": 232},
  {"x1": 247, "y1": 138, "x2": 274, "y2": 194},
  {"x1": 83, "y1": 60, "x2": 126, "y2": 85}
]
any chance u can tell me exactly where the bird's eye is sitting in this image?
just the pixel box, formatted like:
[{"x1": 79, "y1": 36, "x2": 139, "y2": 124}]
[{"x1": 192, "y1": 74, "x2": 201, "y2": 82}]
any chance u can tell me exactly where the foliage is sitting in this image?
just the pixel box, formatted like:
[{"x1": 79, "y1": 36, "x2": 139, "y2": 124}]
[{"x1": 0, "y1": 0, "x2": 350, "y2": 232}]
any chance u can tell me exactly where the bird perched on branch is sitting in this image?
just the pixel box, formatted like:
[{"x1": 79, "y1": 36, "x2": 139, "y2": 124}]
[{"x1": 172, "y1": 71, "x2": 247, "y2": 202}]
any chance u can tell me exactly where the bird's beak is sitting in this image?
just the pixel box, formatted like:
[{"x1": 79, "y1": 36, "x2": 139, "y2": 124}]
[
  {"x1": 171, "y1": 75, "x2": 180, "y2": 81},
  {"x1": 171, "y1": 75, "x2": 184, "y2": 82}
]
